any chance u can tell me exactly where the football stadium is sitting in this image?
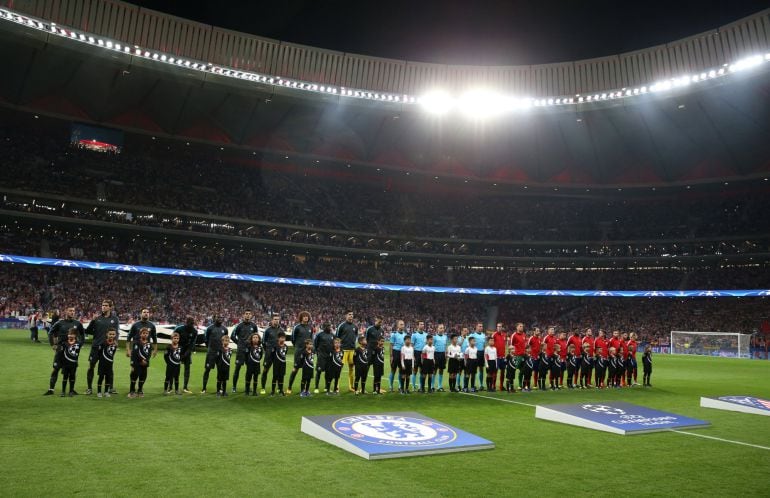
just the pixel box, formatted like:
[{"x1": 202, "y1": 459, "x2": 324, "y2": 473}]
[{"x1": 1, "y1": 0, "x2": 769, "y2": 495}]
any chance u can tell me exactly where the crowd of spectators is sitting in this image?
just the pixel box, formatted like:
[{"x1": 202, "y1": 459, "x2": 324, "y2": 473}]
[
  {"x1": 3, "y1": 224, "x2": 769, "y2": 290},
  {"x1": 1, "y1": 265, "x2": 764, "y2": 343},
  {"x1": 5, "y1": 191, "x2": 769, "y2": 259},
  {"x1": 2, "y1": 122, "x2": 770, "y2": 246}
]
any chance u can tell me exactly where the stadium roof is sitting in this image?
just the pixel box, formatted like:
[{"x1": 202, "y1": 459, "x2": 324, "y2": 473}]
[{"x1": 0, "y1": 1, "x2": 769, "y2": 188}]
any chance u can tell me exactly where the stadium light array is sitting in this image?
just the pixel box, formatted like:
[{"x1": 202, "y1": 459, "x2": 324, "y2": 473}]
[{"x1": 0, "y1": 7, "x2": 769, "y2": 119}]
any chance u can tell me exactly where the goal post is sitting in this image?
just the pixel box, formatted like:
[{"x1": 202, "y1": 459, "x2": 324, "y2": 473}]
[{"x1": 670, "y1": 331, "x2": 751, "y2": 358}]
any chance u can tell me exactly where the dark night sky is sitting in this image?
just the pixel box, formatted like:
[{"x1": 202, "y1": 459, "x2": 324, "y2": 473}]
[{"x1": 132, "y1": 0, "x2": 769, "y2": 65}]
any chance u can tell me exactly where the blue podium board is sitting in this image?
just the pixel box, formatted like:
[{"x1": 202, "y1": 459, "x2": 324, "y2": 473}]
[
  {"x1": 536, "y1": 401, "x2": 710, "y2": 435},
  {"x1": 701, "y1": 396, "x2": 770, "y2": 417},
  {"x1": 301, "y1": 412, "x2": 494, "y2": 459}
]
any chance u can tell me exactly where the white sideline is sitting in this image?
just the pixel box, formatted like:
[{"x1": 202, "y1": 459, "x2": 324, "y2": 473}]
[
  {"x1": 671, "y1": 430, "x2": 770, "y2": 451},
  {"x1": 458, "y1": 391, "x2": 537, "y2": 408}
]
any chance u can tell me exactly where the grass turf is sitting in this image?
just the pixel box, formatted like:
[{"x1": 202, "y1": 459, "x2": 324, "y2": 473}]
[{"x1": 0, "y1": 329, "x2": 768, "y2": 497}]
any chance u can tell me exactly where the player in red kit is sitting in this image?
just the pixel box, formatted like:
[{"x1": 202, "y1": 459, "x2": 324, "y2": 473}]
[
  {"x1": 543, "y1": 327, "x2": 557, "y2": 357},
  {"x1": 568, "y1": 329, "x2": 583, "y2": 387},
  {"x1": 594, "y1": 329, "x2": 608, "y2": 388},
  {"x1": 492, "y1": 323, "x2": 507, "y2": 391},
  {"x1": 510, "y1": 323, "x2": 527, "y2": 390},
  {"x1": 626, "y1": 332, "x2": 639, "y2": 386},
  {"x1": 609, "y1": 330, "x2": 622, "y2": 357},
  {"x1": 528, "y1": 328, "x2": 542, "y2": 388},
  {"x1": 581, "y1": 328, "x2": 595, "y2": 387},
  {"x1": 557, "y1": 331, "x2": 568, "y2": 387},
  {"x1": 618, "y1": 332, "x2": 629, "y2": 386}
]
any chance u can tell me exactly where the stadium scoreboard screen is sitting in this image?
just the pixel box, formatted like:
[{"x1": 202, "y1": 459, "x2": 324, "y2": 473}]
[{"x1": 70, "y1": 122, "x2": 123, "y2": 153}]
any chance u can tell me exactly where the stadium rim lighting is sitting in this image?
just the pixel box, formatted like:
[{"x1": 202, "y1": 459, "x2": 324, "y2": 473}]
[{"x1": 0, "y1": 7, "x2": 769, "y2": 117}]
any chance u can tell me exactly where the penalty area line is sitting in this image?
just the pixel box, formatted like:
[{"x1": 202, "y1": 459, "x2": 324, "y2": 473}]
[
  {"x1": 458, "y1": 391, "x2": 537, "y2": 408},
  {"x1": 671, "y1": 430, "x2": 770, "y2": 451}
]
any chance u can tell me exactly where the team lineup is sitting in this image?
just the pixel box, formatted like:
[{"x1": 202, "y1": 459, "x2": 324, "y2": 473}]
[{"x1": 43, "y1": 301, "x2": 654, "y2": 398}]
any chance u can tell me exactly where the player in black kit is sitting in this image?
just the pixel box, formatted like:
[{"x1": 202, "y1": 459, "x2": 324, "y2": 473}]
[
  {"x1": 271, "y1": 332, "x2": 288, "y2": 396},
  {"x1": 642, "y1": 345, "x2": 653, "y2": 387},
  {"x1": 174, "y1": 317, "x2": 198, "y2": 393},
  {"x1": 44, "y1": 306, "x2": 84, "y2": 395},
  {"x1": 244, "y1": 333, "x2": 263, "y2": 396},
  {"x1": 125, "y1": 308, "x2": 158, "y2": 394},
  {"x1": 260, "y1": 314, "x2": 282, "y2": 394},
  {"x1": 230, "y1": 310, "x2": 257, "y2": 393},
  {"x1": 217, "y1": 335, "x2": 232, "y2": 396},
  {"x1": 313, "y1": 322, "x2": 335, "y2": 393},
  {"x1": 85, "y1": 300, "x2": 122, "y2": 395},
  {"x1": 353, "y1": 336, "x2": 369, "y2": 394},
  {"x1": 288, "y1": 311, "x2": 313, "y2": 394},
  {"x1": 201, "y1": 315, "x2": 228, "y2": 394},
  {"x1": 96, "y1": 329, "x2": 118, "y2": 397}
]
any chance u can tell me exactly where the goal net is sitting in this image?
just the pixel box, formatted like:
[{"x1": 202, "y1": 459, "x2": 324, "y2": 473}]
[{"x1": 670, "y1": 331, "x2": 751, "y2": 358}]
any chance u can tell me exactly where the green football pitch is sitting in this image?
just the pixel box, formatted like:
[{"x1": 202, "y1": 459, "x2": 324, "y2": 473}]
[{"x1": 0, "y1": 330, "x2": 768, "y2": 497}]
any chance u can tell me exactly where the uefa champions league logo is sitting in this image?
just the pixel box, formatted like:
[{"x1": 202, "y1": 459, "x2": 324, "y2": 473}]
[
  {"x1": 115, "y1": 265, "x2": 139, "y2": 272},
  {"x1": 333, "y1": 415, "x2": 456, "y2": 446},
  {"x1": 581, "y1": 404, "x2": 627, "y2": 415},
  {"x1": 719, "y1": 396, "x2": 770, "y2": 410}
]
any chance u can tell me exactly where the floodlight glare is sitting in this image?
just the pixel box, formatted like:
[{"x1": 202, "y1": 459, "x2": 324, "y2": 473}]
[
  {"x1": 729, "y1": 55, "x2": 763, "y2": 72},
  {"x1": 458, "y1": 89, "x2": 508, "y2": 118},
  {"x1": 419, "y1": 90, "x2": 454, "y2": 115}
]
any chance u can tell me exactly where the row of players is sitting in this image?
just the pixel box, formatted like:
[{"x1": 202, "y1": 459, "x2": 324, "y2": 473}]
[{"x1": 43, "y1": 303, "x2": 654, "y2": 397}]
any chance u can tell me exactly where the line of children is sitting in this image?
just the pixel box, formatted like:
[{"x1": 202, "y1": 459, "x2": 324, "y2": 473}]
[
  {"x1": 128, "y1": 327, "x2": 152, "y2": 398},
  {"x1": 484, "y1": 337, "x2": 497, "y2": 392},
  {"x1": 326, "y1": 337, "x2": 344, "y2": 394},
  {"x1": 353, "y1": 336, "x2": 369, "y2": 395},
  {"x1": 297, "y1": 339, "x2": 315, "y2": 397},
  {"x1": 217, "y1": 335, "x2": 232, "y2": 396},
  {"x1": 463, "y1": 336, "x2": 478, "y2": 392},
  {"x1": 244, "y1": 333, "x2": 262, "y2": 395},
  {"x1": 400, "y1": 335, "x2": 414, "y2": 394},
  {"x1": 96, "y1": 329, "x2": 117, "y2": 397},
  {"x1": 420, "y1": 335, "x2": 435, "y2": 393},
  {"x1": 60, "y1": 328, "x2": 82, "y2": 397},
  {"x1": 163, "y1": 331, "x2": 181, "y2": 395}
]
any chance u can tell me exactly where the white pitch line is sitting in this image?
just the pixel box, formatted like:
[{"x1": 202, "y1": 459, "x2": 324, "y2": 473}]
[
  {"x1": 458, "y1": 391, "x2": 537, "y2": 408},
  {"x1": 671, "y1": 430, "x2": 770, "y2": 451}
]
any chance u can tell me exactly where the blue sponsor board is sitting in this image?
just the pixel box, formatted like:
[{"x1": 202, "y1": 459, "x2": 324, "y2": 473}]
[
  {"x1": 536, "y1": 402, "x2": 710, "y2": 435},
  {"x1": 701, "y1": 396, "x2": 770, "y2": 417},
  {"x1": 1, "y1": 253, "x2": 768, "y2": 297},
  {"x1": 301, "y1": 412, "x2": 494, "y2": 459}
]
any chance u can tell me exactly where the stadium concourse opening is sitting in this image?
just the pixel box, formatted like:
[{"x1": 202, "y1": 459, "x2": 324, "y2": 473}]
[{"x1": 0, "y1": 0, "x2": 769, "y2": 496}]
